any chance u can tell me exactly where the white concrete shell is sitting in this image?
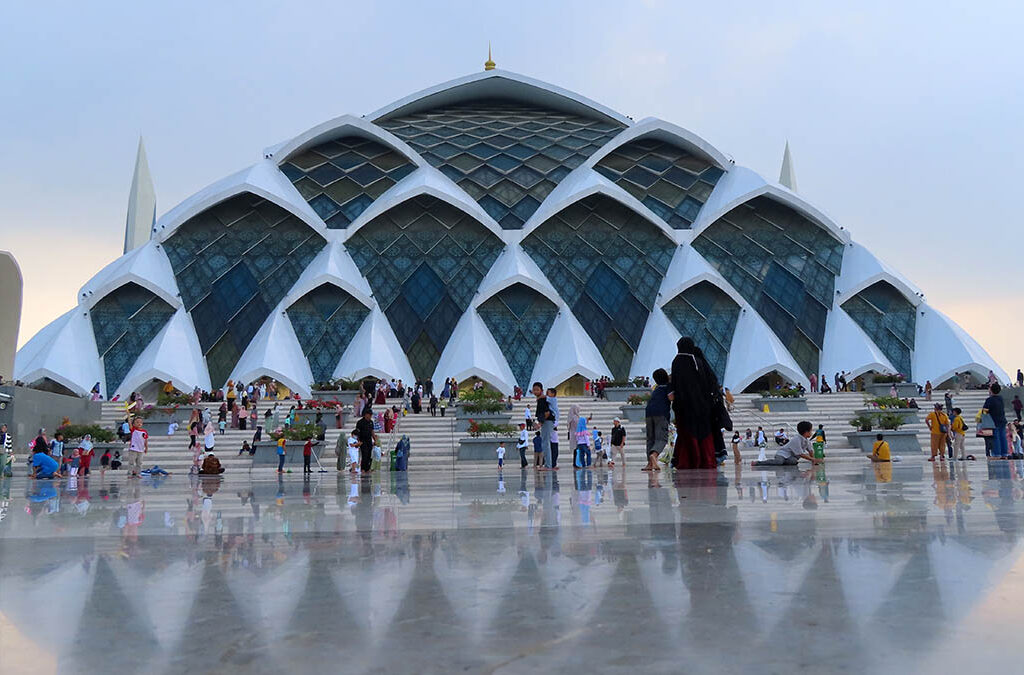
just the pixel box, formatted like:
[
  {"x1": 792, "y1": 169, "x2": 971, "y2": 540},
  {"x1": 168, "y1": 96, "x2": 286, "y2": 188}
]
[
  {"x1": 531, "y1": 310, "x2": 611, "y2": 389},
  {"x1": 913, "y1": 303, "x2": 1009, "y2": 385},
  {"x1": 631, "y1": 305, "x2": 682, "y2": 379},
  {"x1": 835, "y1": 242, "x2": 924, "y2": 307},
  {"x1": 265, "y1": 114, "x2": 428, "y2": 168},
  {"x1": 116, "y1": 307, "x2": 212, "y2": 397},
  {"x1": 282, "y1": 242, "x2": 374, "y2": 310},
  {"x1": 723, "y1": 309, "x2": 808, "y2": 393},
  {"x1": 78, "y1": 240, "x2": 181, "y2": 310},
  {"x1": 657, "y1": 245, "x2": 745, "y2": 309},
  {"x1": 368, "y1": 69, "x2": 633, "y2": 127},
  {"x1": 582, "y1": 116, "x2": 730, "y2": 172},
  {"x1": 333, "y1": 307, "x2": 414, "y2": 385},
  {"x1": 819, "y1": 306, "x2": 897, "y2": 381},
  {"x1": 231, "y1": 308, "x2": 314, "y2": 399},
  {"x1": 155, "y1": 160, "x2": 326, "y2": 242},
  {"x1": 15, "y1": 307, "x2": 103, "y2": 396},
  {"x1": 432, "y1": 309, "x2": 517, "y2": 393},
  {"x1": 473, "y1": 244, "x2": 560, "y2": 308}
]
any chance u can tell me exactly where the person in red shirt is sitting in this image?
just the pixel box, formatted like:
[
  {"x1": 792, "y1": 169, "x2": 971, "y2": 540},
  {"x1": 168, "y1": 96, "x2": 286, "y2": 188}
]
[{"x1": 303, "y1": 436, "x2": 315, "y2": 473}]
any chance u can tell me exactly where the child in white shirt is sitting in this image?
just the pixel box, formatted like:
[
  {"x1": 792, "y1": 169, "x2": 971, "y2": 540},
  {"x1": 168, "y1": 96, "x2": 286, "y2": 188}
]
[
  {"x1": 496, "y1": 442, "x2": 506, "y2": 469},
  {"x1": 347, "y1": 432, "x2": 360, "y2": 473}
]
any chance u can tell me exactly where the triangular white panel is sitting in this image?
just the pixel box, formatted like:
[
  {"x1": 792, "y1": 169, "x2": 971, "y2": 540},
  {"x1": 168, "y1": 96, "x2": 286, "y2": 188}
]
[
  {"x1": 432, "y1": 309, "x2": 517, "y2": 393},
  {"x1": 332, "y1": 553, "x2": 415, "y2": 645},
  {"x1": 658, "y1": 245, "x2": 744, "y2": 309},
  {"x1": 107, "y1": 557, "x2": 200, "y2": 651},
  {"x1": 732, "y1": 540, "x2": 819, "y2": 640},
  {"x1": 124, "y1": 137, "x2": 156, "y2": 253},
  {"x1": 723, "y1": 308, "x2": 807, "y2": 392},
  {"x1": 117, "y1": 306, "x2": 211, "y2": 397},
  {"x1": 432, "y1": 544, "x2": 520, "y2": 643},
  {"x1": 836, "y1": 242, "x2": 922, "y2": 306},
  {"x1": 690, "y1": 165, "x2": 767, "y2": 233},
  {"x1": 632, "y1": 305, "x2": 681, "y2": 379},
  {"x1": 231, "y1": 307, "x2": 314, "y2": 398},
  {"x1": 531, "y1": 310, "x2": 610, "y2": 386},
  {"x1": 0, "y1": 561, "x2": 96, "y2": 655},
  {"x1": 283, "y1": 241, "x2": 374, "y2": 309},
  {"x1": 914, "y1": 303, "x2": 1009, "y2": 384},
  {"x1": 14, "y1": 307, "x2": 72, "y2": 378},
  {"x1": 473, "y1": 245, "x2": 560, "y2": 306},
  {"x1": 80, "y1": 240, "x2": 180, "y2": 310},
  {"x1": 834, "y1": 548, "x2": 912, "y2": 629},
  {"x1": 820, "y1": 306, "x2": 897, "y2": 380},
  {"x1": 14, "y1": 305, "x2": 102, "y2": 396},
  {"x1": 334, "y1": 306, "x2": 414, "y2": 384},
  {"x1": 226, "y1": 551, "x2": 310, "y2": 644}
]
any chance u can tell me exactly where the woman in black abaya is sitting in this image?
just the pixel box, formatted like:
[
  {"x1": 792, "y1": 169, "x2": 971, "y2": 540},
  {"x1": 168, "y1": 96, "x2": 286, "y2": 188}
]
[{"x1": 670, "y1": 337, "x2": 724, "y2": 469}]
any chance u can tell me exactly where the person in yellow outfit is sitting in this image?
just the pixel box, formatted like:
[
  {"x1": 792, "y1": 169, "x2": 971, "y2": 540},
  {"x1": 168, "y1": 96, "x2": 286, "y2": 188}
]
[
  {"x1": 925, "y1": 403, "x2": 950, "y2": 462},
  {"x1": 163, "y1": 380, "x2": 175, "y2": 395},
  {"x1": 950, "y1": 407, "x2": 968, "y2": 460},
  {"x1": 870, "y1": 433, "x2": 891, "y2": 462}
]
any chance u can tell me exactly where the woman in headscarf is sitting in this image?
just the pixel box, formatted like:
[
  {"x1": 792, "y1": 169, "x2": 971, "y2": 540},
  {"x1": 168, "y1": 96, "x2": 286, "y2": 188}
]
[
  {"x1": 90, "y1": 382, "x2": 101, "y2": 401},
  {"x1": 567, "y1": 404, "x2": 581, "y2": 447},
  {"x1": 669, "y1": 337, "x2": 724, "y2": 470},
  {"x1": 78, "y1": 434, "x2": 94, "y2": 476}
]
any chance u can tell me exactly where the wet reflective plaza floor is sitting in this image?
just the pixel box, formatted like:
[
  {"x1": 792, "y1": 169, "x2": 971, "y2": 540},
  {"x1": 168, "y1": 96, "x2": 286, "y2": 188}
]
[{"x1": 2, "y1": 461, "x2": 1024, "y2": 674}]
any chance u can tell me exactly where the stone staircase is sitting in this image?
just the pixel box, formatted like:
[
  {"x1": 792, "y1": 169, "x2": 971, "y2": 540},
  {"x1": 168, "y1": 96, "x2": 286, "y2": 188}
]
[{"x1": 90, "y1": 388, "x2": 996, "y2": 474}]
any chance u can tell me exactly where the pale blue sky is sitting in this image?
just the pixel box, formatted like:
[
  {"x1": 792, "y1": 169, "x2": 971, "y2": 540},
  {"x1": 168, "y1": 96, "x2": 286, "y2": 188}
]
[{"x1": 2, "y1": 0, "x2": 1021, "y2": 372}]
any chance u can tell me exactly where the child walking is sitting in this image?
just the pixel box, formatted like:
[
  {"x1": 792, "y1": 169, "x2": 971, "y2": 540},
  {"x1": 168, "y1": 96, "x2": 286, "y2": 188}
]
[{"x1": 496, "y1": 441, "x2": 506, "y2": 469}]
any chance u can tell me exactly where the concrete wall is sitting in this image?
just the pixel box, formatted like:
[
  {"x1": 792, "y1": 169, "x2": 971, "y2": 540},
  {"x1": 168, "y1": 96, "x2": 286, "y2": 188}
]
[{"x1": 0, "y1": 385, "x2": 102, "y2": 449}]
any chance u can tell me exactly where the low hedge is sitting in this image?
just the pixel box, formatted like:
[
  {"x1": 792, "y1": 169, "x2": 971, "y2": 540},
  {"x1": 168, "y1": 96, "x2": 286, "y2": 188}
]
[
  {"x1": 626, "y1": 393, "x2": 651, "y2": 406},
  {"x1": 760, "y1": 387, "x2": 804, "y2": 398},
  {"x1": 270, "y1": 422, "x2": 320, "y2": 442},
  {"x1": 466, "y1": 421, "x2": 519, "y2": 437},
  {"x1": 56, "y1": 424, "x2": 117, "y2": 443}
]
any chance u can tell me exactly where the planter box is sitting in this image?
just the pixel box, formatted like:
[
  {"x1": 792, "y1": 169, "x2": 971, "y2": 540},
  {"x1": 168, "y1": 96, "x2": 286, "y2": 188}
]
[
  {"x1": 293, "y1": 408, "x2": 347, "y2": 429},
  {"x1": 845, "y1": 429, "x2": 922, "y2": 454},
  {"x1": 755, "y1": 396, "x2": 809, "y2": 412},
  {"x1": 864, "y1": 383, "x2": 919, "y2": 398},
  {"x1": 139, "y1": 406, "x2": 189, "y2": 435},
  {"x1": 454, "y1": 412, "x2": 512, "y2": 433},
  {"x1": 619, "y1": 405, "x2": 646, "y2": 422},
  {"x1": 855, "y1": 408, "x2": 919, "y2": 423},
  {"x1": 457, "y1": 436, "x2": 518, "y2": 461},
  {"x1": 603, "y1": 387, "x2": 641, "y2": 402},
  {"x1": 250, "y1": 439, "x2": 329, "y2": 466},
  {"x1": 310, "y1": 389, "x2": 360, "y2": 405}
]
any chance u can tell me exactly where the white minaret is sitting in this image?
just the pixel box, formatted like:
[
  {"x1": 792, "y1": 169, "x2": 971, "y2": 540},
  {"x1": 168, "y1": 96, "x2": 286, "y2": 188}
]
[
  {"x1": 123, "y1": 137, "x2": 156, "y2": 253},
  {"x1": 779, "y1": 140, "x2": 798, "y2": 192},
  {"x1": 0, "y1": 251, "x2": 22, "y2": 380}
]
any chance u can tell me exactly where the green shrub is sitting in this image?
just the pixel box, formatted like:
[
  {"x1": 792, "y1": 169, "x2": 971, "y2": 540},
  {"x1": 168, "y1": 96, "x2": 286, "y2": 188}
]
[
  {"x1": 877, "y1": 413, "x2": 906, "y2": 431},
  {"x1": 311, "y1": 380, "x2": 339, "y2": 391},
  {"x1": 849, "y1": 414, "x2": 874, "y2": 432},
  {"x1": 56, "y1": 424, "x2": 117, "y2": 443},
  {"x1": 872, "y1": 373, "x2": 905, "y2": 384},
  {"x1": 466, "y1": 420, "x2": 518, "y2": 438},
  {"x1": 626, "y1": 393, "x2": 651, "y2": 406},
  {"x1": 270, "y1": 422, "x2": 320, "y2": 441},
  {"x1": 760, "y1": 387, "x2": 804, "y2": 398},
  {"x1": 865, "y1": 395, "x2": 909, "y2": 409},
  {"x1": 157, "y1": 391, "x2": 191, "y2": 406}
]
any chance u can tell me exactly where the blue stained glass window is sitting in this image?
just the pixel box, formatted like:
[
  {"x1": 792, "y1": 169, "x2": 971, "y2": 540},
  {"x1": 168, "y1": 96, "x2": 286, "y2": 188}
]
[
  {"x1": 89, "y1": 282, "x2": 176, "y2": 398},
  {"x1": 594, "y1": 138, "x2": 725, "y2": 229},
  {"x1": 691, "y1": 196, "x2": 845, "y2": 377},
  {"x1": 345, "y1": 195, "x2": 504, "y2": 380},
  {"x1": 522, "y1": 195, "x2": 675, "y2": 379},
  {"x1": 661, "y1": 281, "x2": 741, "y2": 382},
  {"x1": 378, "y1": 100, "x2": 625, "y2": 229},
  {"x1": 286, "y1": 283, "x2": 371, "y2": 383},
  {"x1": 841, "y1": 281, "x2": 917, "y2": 378},
  {"x1": 163, "y1": 192, "x2": 327, "y2": 386},
  {"x1": 477, "y1": 283, "x2": 559, "y2": 388},
  {"x1": 280, "y1": 137, "x2": 414, "y2": 229}
]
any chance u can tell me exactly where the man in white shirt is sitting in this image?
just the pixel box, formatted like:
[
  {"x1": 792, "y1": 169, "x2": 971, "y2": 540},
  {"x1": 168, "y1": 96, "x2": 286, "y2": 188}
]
[
  {"x1": 516, "y1": 422, "x2": 529, "y2": 468},
  {"x1": 127, "y1": 417, "x2": 148, "y2": 478}
]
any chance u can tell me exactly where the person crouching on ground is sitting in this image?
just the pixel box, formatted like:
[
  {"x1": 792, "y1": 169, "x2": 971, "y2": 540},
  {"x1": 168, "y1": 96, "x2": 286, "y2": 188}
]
[
  {"x1": 199, "y1": 451, "x2": 224, "y2": 474},
  {"x1": 751, "y1": 421, "x2": 821, "y2": 466}
]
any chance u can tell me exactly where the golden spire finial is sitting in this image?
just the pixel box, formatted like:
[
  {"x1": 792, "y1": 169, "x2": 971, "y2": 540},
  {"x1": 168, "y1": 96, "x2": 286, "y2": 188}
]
[{"x1": 484, "y1": 43, "x2": 495, "y2": 71}]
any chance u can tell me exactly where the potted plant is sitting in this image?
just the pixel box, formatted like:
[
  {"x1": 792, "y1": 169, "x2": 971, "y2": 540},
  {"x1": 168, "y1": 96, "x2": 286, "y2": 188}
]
[
  {"x1": 293, "y1": 399, "x2": 347, "y2": 428},
  {"x1": 455, "y1": 389, "x2": 511, "y2": 431},
  {"x1": 857, "y1": 396, "x2": 919, "y2": 423},
  {"x1": 251, "y1": 422, "x2": 322, "y2": 466},
  {"x1": 755, "y1": 387, "x2": 809, "y2": 412},
  {"x1": 619, "y1": 393, "x2": 650, "y2": 422},
  {"x1": 457, "y1": 420, "x2": 519, "y2": 461},
  {"x1": 139, "y1": 401, "x2": 192, "y2": 434}
]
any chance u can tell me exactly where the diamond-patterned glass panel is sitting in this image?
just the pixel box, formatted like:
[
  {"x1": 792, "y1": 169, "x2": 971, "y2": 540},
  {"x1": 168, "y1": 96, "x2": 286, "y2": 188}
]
[
  {"x1": 89, "y1": 282, "x2": 175, "y2": 398},
  {"x1": 477, "y1": 283, "x2": 558, "y2": 387},
  {"x1": 661, "y1": 281, "x2": 740, "y2": 382},
  {"x1": 521, "y1": 195, "x2": 675, "y2": 379},
  {"x1": 379, "y1": 101, "x2": 625, "y2": 229},
  {"x1": 345, "y1": 195, "x2": 504, "y2": 379},
  {"x1": 286, "y1": 283, "x2": 371, "y2": 383},
  {"x1": 841, "y1": 281, "x2": 916, "y2": 378},
  {"x1": 163, "y1": 193, "x2": 327, "y2": 386},
  {"x1": 691, "y1": 196, "x2": 845, "y2": 378},
  {"x1": 280, "y1": 137, "x2": 415, "y2": 229},
  {"x1": 595, "y1": 138, "x2": 724, "y2": 229}
]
